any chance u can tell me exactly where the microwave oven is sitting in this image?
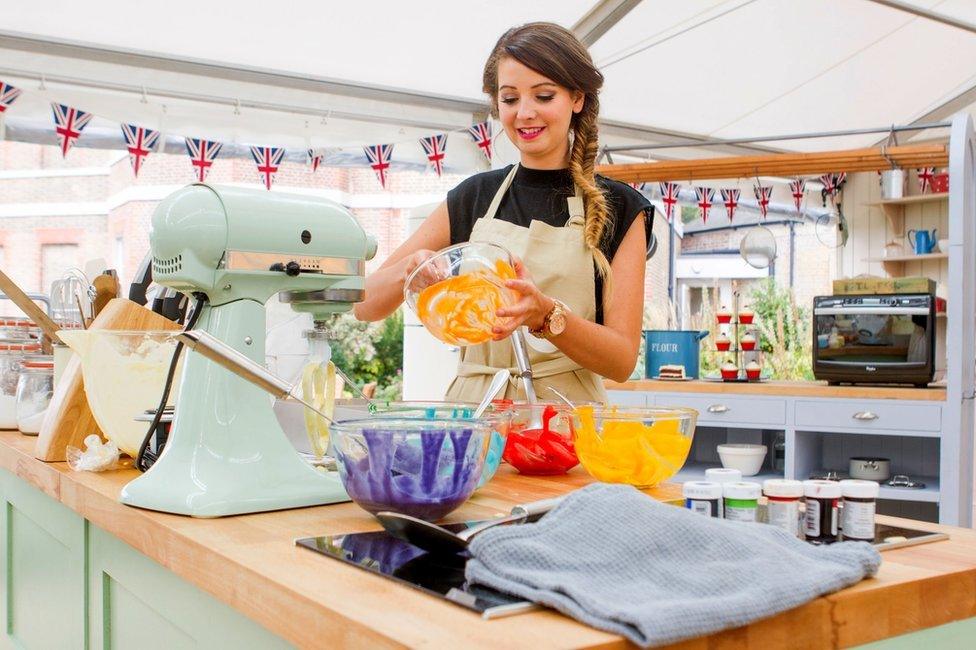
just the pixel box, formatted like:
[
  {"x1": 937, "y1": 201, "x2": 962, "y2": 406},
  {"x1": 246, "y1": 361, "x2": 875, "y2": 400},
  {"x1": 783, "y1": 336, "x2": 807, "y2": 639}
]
[{"x1": 812, "y1": 294, "x2": 935, "y2": 387}]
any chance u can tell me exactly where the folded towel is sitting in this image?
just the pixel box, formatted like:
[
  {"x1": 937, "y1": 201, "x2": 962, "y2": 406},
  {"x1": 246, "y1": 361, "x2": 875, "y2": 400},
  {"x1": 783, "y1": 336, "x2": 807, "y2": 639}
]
[{"x1": 465, "y1": 483, "x2": 880, "y2": 647}]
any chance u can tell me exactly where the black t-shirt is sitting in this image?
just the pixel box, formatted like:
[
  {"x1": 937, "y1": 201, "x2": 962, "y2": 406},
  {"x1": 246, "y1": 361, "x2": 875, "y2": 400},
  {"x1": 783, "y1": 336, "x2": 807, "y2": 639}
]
[{"x1": 446, "y1": 164, "x2": 653, "y2": 323}]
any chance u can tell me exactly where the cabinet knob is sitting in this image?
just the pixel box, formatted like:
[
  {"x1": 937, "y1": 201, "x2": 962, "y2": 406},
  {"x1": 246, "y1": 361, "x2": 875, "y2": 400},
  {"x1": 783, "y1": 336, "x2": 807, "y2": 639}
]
[
  {"x1": 852, "y1": 411, "x2": 878, "y2": 421},
  {"x1": 707, "y1": 404, "x2": 729, "y2": 414}
]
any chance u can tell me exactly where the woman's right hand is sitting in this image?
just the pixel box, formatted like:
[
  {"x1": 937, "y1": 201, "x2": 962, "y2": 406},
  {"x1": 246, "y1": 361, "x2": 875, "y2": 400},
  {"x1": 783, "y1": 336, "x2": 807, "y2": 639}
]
[{"x1": 402, "y1": 249, "x2": 438, "y2": 290}]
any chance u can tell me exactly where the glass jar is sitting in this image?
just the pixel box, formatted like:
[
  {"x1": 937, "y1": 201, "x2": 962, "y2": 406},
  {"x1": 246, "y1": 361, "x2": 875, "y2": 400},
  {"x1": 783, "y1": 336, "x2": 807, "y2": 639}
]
[
  {"x1": 16, "y1": 356, "x2": 54, "y2": 435},
  {"x1": 1, "y1": 339, "x2": 41, "y2": 429}
]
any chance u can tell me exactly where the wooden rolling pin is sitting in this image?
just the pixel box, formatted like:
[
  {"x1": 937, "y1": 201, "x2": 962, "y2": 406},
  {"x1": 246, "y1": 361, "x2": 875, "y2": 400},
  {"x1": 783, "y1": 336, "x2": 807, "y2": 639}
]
[
  {"x1": 0, "y1": 268, "x2": 63, "y2": 353},
  {"x1": 33, "y1": 298, "x2": 181, "y2": 463}
]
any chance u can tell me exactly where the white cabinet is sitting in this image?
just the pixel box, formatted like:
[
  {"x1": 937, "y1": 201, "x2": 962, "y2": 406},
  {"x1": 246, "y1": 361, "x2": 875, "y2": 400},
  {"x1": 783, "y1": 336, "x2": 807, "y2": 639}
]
[{"x1": 795, "y1": 400, "x2": 941, "y2": 435}]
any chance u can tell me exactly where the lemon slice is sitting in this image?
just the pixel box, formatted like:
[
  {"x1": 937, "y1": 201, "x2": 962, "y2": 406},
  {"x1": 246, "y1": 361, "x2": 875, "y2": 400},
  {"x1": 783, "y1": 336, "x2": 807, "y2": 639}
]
[{"x1": 301, "y1": 360, "x2": 336, "y2": 458}]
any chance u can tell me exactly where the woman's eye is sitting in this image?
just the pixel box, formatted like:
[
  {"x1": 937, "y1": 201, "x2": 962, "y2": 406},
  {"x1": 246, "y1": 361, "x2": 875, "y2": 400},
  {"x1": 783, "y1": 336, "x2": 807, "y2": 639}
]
[
  {"x1": 500, "y1": 97, "x2": 518, "y2": 105},
  {"x1": 537, "y1": 95, "x2": 555, "y2": 102}
]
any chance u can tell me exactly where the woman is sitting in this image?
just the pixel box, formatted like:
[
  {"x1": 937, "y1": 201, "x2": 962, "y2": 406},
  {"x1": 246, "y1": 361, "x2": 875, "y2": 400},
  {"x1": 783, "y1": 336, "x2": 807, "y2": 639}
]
[{"x1": 354, "y1": 22, "x2": 652, "y2": 403}]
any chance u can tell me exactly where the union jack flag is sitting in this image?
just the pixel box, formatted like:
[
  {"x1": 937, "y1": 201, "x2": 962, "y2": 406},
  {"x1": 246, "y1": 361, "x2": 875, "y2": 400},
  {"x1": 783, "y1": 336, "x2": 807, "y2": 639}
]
[
  {"x1": 720, "y1": 188, "x2": 740, "y2": 222},
  {"x1": 468, "y1": 121, "x2": 493, "y2": 162},
  {"x1": 251, "y1": 146, "x2": 285, "y2": 190},
  {"x1": 364, "y1": 143, "x2": 394, "y2": 189},
  {"x1": 184, "y1": 137, "x2": 223, "y2": 182},
  {"x1": 120, "y1": 124, "x2": 160, "y2": 177},
  {"x1": 0, "y1": 81, "x2": 21, "y2": 113},
  {"x1": 695, "y1": 187, "x2": 715, "y2": 223},
  {"x1": 51, "y1": 103, "x2": 93, "y2": 158},
  {"x1": 753, "y1": 185, "x2": 773, "y2": 219},
  {"x1": 419, "y1": 134, "x2": 448, "y2": 177},
  {"x1": 917, "y1": 167, "x2": 935, "y2": 193},
  {"x1": 819, "y1": 172, "x2": 847, "y2": 198},
  {"x1": 789, "y1": 178, "x2": 806, "y2": 214},
  {"x1": 307, "y1": 148, "x2": 323, "y2": 173},
  {"x1": 658, "y1": 182, "x2": 680, "y2": 222}
]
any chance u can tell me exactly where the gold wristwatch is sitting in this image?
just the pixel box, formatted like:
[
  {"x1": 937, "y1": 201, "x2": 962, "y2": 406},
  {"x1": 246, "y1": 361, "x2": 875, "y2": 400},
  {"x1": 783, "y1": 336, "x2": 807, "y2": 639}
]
[{"x1": 532, "y1": 299, "x2": 569, "y2": 339}]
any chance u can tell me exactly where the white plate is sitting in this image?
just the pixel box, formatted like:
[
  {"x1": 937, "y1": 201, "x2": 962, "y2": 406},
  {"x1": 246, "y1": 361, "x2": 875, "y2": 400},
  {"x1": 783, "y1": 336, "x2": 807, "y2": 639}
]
[{"x1": 652, "y1": 375, "x2": 693, "y2": 382}]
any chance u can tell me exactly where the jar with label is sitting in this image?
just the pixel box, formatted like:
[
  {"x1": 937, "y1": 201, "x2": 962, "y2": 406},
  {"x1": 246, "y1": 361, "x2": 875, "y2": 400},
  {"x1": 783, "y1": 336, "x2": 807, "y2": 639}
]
[
  {"x1": 723, "y1": 482, "x2": 761, "y2": 522},
  {"x1": 0, "y1": 340, "x2": 41, "y2": 429},
  {"x1": 839, "y1": 479, "x2": 879, "y2": 541},
  {"x1": 705, "y1": 468, "x2": 742, "y2": 517},
  {"x1": 803, "y1": 479, "x2": 841, "y2": 543},
  {"x1": 763, "y1": 479, "x2": 804, "y2": 537},
  {"x1": 683, "y1": 481, "x2": 722, "y2": 517},
  {"x1": 16, "y1": 356, "x2": 54, "y2": 435}
]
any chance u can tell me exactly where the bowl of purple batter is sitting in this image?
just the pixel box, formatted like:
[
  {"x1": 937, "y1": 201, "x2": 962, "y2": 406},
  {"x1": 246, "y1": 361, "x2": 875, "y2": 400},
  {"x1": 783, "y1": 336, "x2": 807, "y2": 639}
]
[{"x1": 330, "y1": 417, "x2": 494, "y2": 521}]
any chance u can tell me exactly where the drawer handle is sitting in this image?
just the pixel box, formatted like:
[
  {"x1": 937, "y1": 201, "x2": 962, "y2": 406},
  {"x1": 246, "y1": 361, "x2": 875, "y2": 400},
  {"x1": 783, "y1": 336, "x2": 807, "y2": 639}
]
[
  {"x1": 707, "y1": 404, "x2": 730, "y2": 414},
  {"x1": 852, "y1": 411, "x2": 879, "y2": 421}
]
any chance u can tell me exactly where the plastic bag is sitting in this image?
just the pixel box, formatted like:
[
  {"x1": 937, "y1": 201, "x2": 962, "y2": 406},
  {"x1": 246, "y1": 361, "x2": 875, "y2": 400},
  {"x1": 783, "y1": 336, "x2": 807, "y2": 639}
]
[{"x1": 66, "y1": 434, "x2": 120, "y2": 472}]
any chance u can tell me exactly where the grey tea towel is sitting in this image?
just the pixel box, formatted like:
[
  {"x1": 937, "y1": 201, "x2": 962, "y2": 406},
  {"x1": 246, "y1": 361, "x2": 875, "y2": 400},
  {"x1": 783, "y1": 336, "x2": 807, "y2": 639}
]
[{"x1": 465, "y1": 483, "x2": 880, "y2": 647}]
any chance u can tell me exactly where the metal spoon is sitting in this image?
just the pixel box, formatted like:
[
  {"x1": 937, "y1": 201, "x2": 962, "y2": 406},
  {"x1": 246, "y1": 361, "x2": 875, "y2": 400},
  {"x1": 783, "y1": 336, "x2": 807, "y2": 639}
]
[
  {"x1": 547, "y1": 386, "x2": 576, "y2": 409},
  {"x1": 376, "y1": 496, "x2": 563, "y2": 555},
  {"x1": 473, "y1": 369, "x2": 511, "y2": 419},
  {"x1": 510, "y1": 329, "x2": 543, "y2": 429}
]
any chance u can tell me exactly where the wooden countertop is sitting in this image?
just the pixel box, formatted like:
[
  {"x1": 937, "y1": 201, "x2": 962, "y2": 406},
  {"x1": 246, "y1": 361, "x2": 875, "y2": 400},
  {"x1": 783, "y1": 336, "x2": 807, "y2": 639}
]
[
  {"x1": 3, "y1": 431, "x2": 975, "y2": 649},
  {"x1": 608, "y1": 379, "x2": 948, "y2": 401}
]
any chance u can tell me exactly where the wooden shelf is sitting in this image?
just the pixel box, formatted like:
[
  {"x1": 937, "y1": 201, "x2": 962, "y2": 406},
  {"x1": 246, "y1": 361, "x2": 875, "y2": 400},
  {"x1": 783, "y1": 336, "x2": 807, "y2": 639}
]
[
  {"x1": 864, "y1": 252, "x2": 948, "y2": 263},
  {"x1": 868, "y1": 192, "x2": 948, "y2": 207}
]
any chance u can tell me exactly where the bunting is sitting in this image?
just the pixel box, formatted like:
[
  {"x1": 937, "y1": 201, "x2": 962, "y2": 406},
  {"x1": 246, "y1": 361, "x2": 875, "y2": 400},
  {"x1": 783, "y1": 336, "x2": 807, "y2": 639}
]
[
  {"x1": 364, "y1": 143, "x2": 394, "y2": 188},
  {"x1": 468, "y1": 121, "x2": 493, "y2": 162},
  {"x1": 695, "y1": 187, "x2": 715, "y2": 223},
  {"x1": 51, "y1": 103, "x2": 93, "y2": 157},
  {"x1": 0, "y1": 81, "x2": 21, "y2": 113},
  {"x1": 753, "y1": 184, "x2": 772, "y2": 219},
  {"x1": 251, "y1": 146, "x2": 285, "y2": 190},
  {"x1": 819, "y1": 172, "x2": 847, "y2": 198},
  {"x1": 917, "y1": 167, "x2": 935, "y2": 193},
  {"x1": 720, "y1": 188, "x2": 740, "y2": 222},
  {"x1": 307, "y1": 148, "x2": 322, "y2": 173},
  {"x1": 419, "y1": 134, "x2": 448, "y2": 176},
  {"x1": 185, "y1": 137, "x2": 223, "y2": 182},
  {"x1": 658, "y1": 182, "x2": 680, "y2": 222},
  {"x1": 120, "y1": 124, "x2": 160, "y2": 177},
  {"x1": 789, "y1": 178, "x2": 806, "y2": 213}
]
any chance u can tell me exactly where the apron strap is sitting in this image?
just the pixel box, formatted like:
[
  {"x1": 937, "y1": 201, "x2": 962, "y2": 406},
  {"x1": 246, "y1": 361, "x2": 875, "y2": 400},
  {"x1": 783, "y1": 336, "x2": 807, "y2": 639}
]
[
  {"x1": 482, "y1": 163, "x2": 520, "y2": 222},
  {"x1": 457, "y1": 355, "x2": 584, "y2": 380}
]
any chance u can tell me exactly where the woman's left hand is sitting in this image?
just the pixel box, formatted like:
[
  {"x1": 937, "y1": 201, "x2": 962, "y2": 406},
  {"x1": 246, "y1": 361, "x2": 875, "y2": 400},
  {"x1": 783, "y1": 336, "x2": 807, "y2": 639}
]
[{"x1": 492, "y1": 255, "x2": 555, "y2": 340}]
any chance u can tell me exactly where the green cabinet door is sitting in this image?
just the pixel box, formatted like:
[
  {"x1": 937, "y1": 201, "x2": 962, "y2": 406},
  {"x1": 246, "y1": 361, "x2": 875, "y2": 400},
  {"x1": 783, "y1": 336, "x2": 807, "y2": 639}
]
[
  {"x1": 88, "y1": 525, "x2": 293, "y2": 649},
  {"x1": 0, "y1": 468, "x2": 87, "y2": 650}
]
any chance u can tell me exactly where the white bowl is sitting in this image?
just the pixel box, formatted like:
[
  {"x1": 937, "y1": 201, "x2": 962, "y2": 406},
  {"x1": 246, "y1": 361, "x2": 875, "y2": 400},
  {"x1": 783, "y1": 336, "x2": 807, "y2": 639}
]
[
  {"x1": 938, "y1": 238, "x2": 949, "y2": 253},
  {"x1": 716, "y1": 443, "x2": 767, "y2": 477}
]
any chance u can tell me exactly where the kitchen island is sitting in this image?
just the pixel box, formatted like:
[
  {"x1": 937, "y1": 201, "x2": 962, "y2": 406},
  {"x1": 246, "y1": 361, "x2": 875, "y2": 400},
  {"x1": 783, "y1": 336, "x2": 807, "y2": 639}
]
[{"x1": 1, "y1": 429, "x2": 975, "y2": 649}]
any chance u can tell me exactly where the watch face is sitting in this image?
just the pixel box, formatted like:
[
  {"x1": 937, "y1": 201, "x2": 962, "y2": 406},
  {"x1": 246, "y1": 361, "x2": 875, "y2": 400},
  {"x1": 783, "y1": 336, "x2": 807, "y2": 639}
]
[{"x1": 548, "y1": 312, "x2": 567, "y2": 336}]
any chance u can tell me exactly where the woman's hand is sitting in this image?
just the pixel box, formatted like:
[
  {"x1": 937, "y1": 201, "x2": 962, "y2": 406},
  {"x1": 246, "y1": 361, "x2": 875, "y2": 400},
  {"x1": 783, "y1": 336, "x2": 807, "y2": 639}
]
[
  {"x1": 401, "y1": 249, "x2": 437, "y2": 289},
  {"x1": 492, "y1": 255, "x2": 555, "y2": 340}
]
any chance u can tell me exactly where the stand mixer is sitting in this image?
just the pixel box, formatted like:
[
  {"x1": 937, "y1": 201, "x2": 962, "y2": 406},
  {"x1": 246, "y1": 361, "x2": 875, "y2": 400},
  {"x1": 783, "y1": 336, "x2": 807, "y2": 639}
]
[{"x1": 119, "y1": 184, "x2": 377, "y2": 517}]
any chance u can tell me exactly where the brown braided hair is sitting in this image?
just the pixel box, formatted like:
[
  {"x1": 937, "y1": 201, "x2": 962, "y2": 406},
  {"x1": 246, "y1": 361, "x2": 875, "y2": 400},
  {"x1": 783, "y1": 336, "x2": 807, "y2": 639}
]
[{"x1": 482, "y1": 22, "x2": 614, "y2": 289}]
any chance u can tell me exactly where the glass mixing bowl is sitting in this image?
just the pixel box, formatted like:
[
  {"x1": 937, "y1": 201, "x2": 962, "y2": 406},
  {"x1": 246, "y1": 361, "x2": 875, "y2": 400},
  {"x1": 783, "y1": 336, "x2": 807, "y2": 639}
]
[
  {"x1": 330, "y1": 417, "x2": 494, "y2": 521},
  {"x1": 572, "y1": 405, "x2": 698, "y2": 487},
  {"x1": 493, "y1": 402, "x2": 579, "y2": 475},
  {"x1": 403, "y1": 242, "x2": 518, "y2": 346}
]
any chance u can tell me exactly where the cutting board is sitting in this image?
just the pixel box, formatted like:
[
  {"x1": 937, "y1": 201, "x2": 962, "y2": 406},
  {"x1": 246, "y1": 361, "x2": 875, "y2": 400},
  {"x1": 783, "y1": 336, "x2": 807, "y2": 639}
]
[{"x1": 33, "y1": 298, "x2": 181, "y2": 462}]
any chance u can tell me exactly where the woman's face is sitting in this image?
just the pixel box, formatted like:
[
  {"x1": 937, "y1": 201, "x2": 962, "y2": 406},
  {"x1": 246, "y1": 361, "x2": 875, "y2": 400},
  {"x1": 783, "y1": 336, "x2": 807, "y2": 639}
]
[{"x1": 496, "y1": 57, "x2": 584, "y2": 169}]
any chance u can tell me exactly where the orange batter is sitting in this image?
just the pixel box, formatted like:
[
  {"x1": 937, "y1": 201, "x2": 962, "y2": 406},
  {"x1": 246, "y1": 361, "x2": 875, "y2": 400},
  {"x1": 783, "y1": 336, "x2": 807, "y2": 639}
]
[{"x1": 416, "y1": 259, "x2": 517, "y2": 345}]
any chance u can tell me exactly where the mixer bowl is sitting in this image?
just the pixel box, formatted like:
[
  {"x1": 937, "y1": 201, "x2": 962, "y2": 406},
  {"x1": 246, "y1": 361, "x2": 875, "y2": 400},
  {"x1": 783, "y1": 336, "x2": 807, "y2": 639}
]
[
  {"x1": 330, "y1": 417, "x2": 494, "y2": 521},
  {"x1": 58, "y1": 329, "x2": 179, "y2": 457},
  {"x1": 403, "y1": 242, "x2": 518, "y2": 346},
  {"x1": 573, "y1": 405, "x2": 698, "y2": 487},
  {"x1": 493, "y1": 402, "x2": 579, "y2": 475}
]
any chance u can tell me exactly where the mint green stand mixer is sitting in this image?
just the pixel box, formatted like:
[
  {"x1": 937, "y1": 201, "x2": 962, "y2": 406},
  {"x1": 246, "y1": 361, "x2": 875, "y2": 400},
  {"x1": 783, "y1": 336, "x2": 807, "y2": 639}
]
[{"x1": 119, "y1": 184, "x2": 377, "y2": 517}]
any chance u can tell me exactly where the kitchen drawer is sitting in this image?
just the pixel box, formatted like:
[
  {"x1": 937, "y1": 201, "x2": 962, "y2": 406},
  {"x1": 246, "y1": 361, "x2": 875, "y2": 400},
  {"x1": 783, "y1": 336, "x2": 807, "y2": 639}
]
[
  {"x1": 794, "y1": 400, "x2": 941, "y2": 433},
  {"x1": 654, "y1": 394, "x2": 786, "y2": 427}
]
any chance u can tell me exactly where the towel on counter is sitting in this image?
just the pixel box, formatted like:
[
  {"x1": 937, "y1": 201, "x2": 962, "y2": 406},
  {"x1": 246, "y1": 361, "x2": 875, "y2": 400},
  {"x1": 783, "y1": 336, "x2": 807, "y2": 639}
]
[{"x1": 465, "y1": 483, "x2": 881, "y2": 648}]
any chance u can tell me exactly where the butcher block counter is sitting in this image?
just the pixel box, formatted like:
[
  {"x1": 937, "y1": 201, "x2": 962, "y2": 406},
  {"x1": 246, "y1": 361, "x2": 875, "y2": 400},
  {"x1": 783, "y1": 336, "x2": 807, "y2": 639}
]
[
  {"x1": 1, "y1": 429, "x2": 974, "y2": 649},
  {"x1": 606, "y1": 379, "x2": 947, "y2": 402}
]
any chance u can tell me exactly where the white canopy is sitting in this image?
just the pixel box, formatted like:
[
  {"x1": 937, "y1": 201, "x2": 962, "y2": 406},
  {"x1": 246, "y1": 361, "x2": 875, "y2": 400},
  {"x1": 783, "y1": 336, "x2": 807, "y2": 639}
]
[{"x1": 1, "y1": 0, "x2": 974, "y2": 162}]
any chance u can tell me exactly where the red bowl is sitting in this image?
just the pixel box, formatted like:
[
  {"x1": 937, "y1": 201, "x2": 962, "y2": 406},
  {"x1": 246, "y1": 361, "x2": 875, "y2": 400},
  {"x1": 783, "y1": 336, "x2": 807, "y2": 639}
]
[
  {"x1": 740, "y1": 339, "x2": 756, "y2": 351},
  {"x1": 495, "y1": 402, "x2": 578, "y2": 475},
  {"x1": 738, "y1": 313, "x2": 754, "y2": 325},
  {"x1": 720, "y1": 367, "x2": 739, "y2": 380},
  {"x1": 716, "y1": 340, "x2": 731, "y2": 351},
  {"x1": 746, "y1": 368, "x2": 761, "y2": 380},
  {"x1": 716, "y1": 314, "x2": 732, "y2": 324}
]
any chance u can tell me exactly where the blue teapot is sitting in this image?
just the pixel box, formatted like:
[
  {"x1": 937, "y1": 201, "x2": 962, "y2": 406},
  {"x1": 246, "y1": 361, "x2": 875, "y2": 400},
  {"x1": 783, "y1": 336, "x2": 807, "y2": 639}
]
[{"x1": 908, "y1": 228, "x2": 937, "y2": 255}]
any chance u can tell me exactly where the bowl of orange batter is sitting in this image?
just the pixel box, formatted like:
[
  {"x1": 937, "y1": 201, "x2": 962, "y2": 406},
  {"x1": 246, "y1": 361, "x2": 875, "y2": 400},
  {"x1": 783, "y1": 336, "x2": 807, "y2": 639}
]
[
  {"x1": 404, "y1": 242, "x2": 519, "y2": 346},
  {"x1": 572, "y1": 405, "x2": 698, "y2": 487}
]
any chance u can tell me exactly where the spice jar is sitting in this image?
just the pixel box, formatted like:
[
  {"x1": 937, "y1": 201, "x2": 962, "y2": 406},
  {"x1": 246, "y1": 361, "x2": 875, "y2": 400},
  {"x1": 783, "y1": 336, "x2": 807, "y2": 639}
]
[
  {"x1": 763, "y1": 479, "x2": 804, "y2": 537},
  {"x1": 803, "y1": 479, "x2": 841, "y2": 543},
  {"x1": 705, "y1": 468, "x2": 742, "y2": 517},
  {"x1": 723, "y1": 481, "x2": 761, "y2": 522},
  {"x1": 16, "y1": 356, "x2": 54, "y2": 435},
  {"x1": 1, "y1": 340, "x2": 41, "y2": 429},
  {"x1": 839, "y1": 479, "x2": 879, "y2": 542},
  {"x1": 683, "y1": 481, "x2": 723, "y2": 517}
]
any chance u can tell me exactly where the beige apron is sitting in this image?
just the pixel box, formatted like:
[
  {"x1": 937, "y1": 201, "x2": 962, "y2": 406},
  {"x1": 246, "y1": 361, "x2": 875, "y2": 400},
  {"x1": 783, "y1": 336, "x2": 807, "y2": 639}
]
[{"x1": 444, "y1": 164, "x2": 608, "y2": 404}]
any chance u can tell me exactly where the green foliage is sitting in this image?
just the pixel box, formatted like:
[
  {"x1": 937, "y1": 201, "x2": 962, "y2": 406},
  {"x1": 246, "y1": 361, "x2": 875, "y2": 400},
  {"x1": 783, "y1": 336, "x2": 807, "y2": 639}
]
[
  {"x1": 680, "y1": 205, "x2": 699, "y2": 224},
  {"x1": 329, "y1": 309, "x2": 404, "y2": 399},
  {"x1": 749, "y1": 279, "x2": 813, "y2": 380}
]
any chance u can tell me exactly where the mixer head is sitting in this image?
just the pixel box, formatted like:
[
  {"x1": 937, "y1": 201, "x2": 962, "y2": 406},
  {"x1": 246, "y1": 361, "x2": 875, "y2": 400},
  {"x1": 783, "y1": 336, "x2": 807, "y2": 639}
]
[{"x1": 149, "y1": 184, "x2": 377, "y2": 314}]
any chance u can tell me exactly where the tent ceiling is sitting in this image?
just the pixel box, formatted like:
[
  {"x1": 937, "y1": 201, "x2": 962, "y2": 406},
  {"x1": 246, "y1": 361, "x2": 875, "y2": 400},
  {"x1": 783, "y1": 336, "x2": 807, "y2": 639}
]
[{"x1": 1, "y1": 0, "x2": 975, "y2": 159}]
